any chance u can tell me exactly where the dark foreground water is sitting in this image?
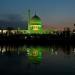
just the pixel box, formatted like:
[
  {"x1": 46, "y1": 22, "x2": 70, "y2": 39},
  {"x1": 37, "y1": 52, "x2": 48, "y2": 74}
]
[{"x1": 0, "y1": 45, "x2": 75, "y2": 75}]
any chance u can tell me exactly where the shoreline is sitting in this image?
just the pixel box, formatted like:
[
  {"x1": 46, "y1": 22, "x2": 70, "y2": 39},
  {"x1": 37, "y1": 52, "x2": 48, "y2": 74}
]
[{"x1": 0, "y1": 33, "x2": 74, "y2": 45}]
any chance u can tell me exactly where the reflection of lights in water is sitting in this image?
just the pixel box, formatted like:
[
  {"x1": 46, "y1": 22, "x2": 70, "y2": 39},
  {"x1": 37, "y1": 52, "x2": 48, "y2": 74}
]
[
  {"x1": 25, "y1": 36, "x2": 27, "y2": 39},
  {"x1": 32, "y1": 49, "x2": 38, "y2": 57},
  {"x1": 50, "y1": 48, "x2": 58, "y2": 55},
  {"x1": 50, "y1": 48, "x2": 54, "y2": 55},
  {"x1": 55, "y1": 51, "x2": 58, "y2": 55},
  {"x1": 2, "y1": 47, "x2": 6, "y2": 54},
  {"x1": 0, "y1": 47, "x2": 1, "y2": 52},
  {"x1": 27, "y1": 48, "x2": 31, "y2": 55},
  {"x1": 18, "y1": 50, "x2": 19, "y2": 55},
  {"x1": 0, "y1": 30, "x2": 1, "y2": 33},
  {"x1": 27, "y1": 47, "x2": 42, "y2": 64},
  {"x1": 52, "y1": 48, "x2": 54, "y2": 53},
  {"x1": 30, "y1": 36, "x2": 33, "y2": 38},
  {"x1": 73, "y1": 48, "x2": 75, "y2": 53},
  {"x1": 72, "y1": 48, "x2": 75, "y2": 55}
]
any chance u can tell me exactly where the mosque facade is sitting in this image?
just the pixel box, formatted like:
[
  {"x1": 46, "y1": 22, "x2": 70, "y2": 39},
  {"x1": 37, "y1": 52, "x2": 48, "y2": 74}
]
[
  {"x1": 28, "y1": 13, "x2": 42, "y2": 34},
  {"x1": 0, "y1": 12, "x2": 43, "y2": 34}
]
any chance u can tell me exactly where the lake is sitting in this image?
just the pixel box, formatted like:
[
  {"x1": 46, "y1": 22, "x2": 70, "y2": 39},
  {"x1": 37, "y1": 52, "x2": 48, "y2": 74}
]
[{"x1": 0, "y1": 44, "x2": 75, "y2": 75}]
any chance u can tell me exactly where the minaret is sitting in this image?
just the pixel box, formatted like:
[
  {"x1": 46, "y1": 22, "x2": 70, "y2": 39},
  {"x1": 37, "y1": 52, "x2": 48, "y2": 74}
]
[{"x1": 28, "y1": 9, "x2": 31, "y2": 32}]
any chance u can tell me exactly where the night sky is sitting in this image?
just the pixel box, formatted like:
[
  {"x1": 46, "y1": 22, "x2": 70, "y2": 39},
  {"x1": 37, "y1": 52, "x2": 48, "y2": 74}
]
[{"x1": 0, "y1": 0, "x2": 75, "y2": 29}]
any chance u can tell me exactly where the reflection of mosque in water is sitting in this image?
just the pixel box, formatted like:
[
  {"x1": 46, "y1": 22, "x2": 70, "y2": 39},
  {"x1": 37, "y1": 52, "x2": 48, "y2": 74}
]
[
  {"x1": 27, "y1": 47, "x2": 42, "y2": 64},
  {"x1": 0, "y1": 46, "x2": 43, "y2": 64},
  {"x1": 0, "y1": 45, "x2": 75, "y2": 63}
]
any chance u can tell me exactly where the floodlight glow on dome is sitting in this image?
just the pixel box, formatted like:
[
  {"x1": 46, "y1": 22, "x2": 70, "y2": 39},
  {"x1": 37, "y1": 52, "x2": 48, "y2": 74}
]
[{"x1": 28, "y1": 14, "x2": 42, "y2": 34}]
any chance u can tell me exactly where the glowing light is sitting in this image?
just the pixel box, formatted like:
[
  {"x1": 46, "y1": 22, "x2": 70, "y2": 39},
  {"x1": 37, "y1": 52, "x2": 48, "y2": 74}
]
[
  {"x1": 0, "y1": 30, "x2": 2, "y2": 33},
  {"x1": 11, "y1": 30, "x2": 16, "y2": 34},
  {"x1": 25, "y1": 36, "x2": 27, "y2": 39},
  {"x1": 0, "y1": 47, "x2": 1, "y2": 52},
  {"x1": 32, "y1": 49, "x2": 38, "y2": 57},
  {"x1": 3, "y1": 30, "x2": 7, "y2": 33},
  {"x1": 27, "y1": 47, "x2": 42, "y2": 64},
  {"x1": 2, "y1": 47, "x2": 6, "y2": 54},
  {"x1": 55, "y1": 51, "x2": 58, "y2": 55},
  {"x1": 29, "y1": 14, "x2": 42, "y2": 33}
]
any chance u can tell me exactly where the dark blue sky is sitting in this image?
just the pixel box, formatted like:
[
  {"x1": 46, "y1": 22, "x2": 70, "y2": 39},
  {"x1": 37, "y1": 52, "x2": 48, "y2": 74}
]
[{"x1": 0, "y1": 0, "x2": 75, "y2": 28}]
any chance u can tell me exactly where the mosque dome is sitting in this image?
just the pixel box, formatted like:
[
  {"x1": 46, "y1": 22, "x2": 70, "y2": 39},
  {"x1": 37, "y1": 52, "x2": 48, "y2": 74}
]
[
  {"x1": 30, "y1": 14, "x2": 42, "y2": 25},
  {"x1": 31, "y1": 15, "x2": 41, "y2": 21},
  {"x1": 28, "y1": 13, "x2": 42, "y2": 33}
]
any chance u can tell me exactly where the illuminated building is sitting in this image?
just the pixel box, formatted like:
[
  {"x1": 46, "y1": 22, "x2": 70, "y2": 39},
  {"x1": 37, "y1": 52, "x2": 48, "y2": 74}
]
[
  {"x1": 0, "y1": 10, "x2": 58, "y2": 34},
  {"x1": 29, "y1": 15, "x2": 42, "y2": 33},
  {"x1": 28, "y1": 10, "x2": 42, "y2": 34}
]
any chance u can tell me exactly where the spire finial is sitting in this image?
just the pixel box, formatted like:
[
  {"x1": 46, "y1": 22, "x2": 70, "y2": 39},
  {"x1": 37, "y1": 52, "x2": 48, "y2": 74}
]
[{"x1": 35, "y1": 11, "x2": 36, "y2": 16}]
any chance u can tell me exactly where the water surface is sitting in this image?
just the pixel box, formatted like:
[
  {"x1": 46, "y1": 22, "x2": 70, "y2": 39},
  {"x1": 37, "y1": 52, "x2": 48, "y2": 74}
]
[{"x1": 0, "y1": 45, "x2": 75, "y2": 75}]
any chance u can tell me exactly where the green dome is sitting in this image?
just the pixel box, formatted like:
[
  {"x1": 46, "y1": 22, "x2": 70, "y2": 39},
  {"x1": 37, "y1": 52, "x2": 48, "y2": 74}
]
[
  {"x1": 28, "y1": 14, "x2": 42, "y2": 33},
  {"x1": 30, "y1": 14, "x2": 42, "y2": 25},
  {"x1": 31, "y1": 15, "x2": 41, "y2": 21}
]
